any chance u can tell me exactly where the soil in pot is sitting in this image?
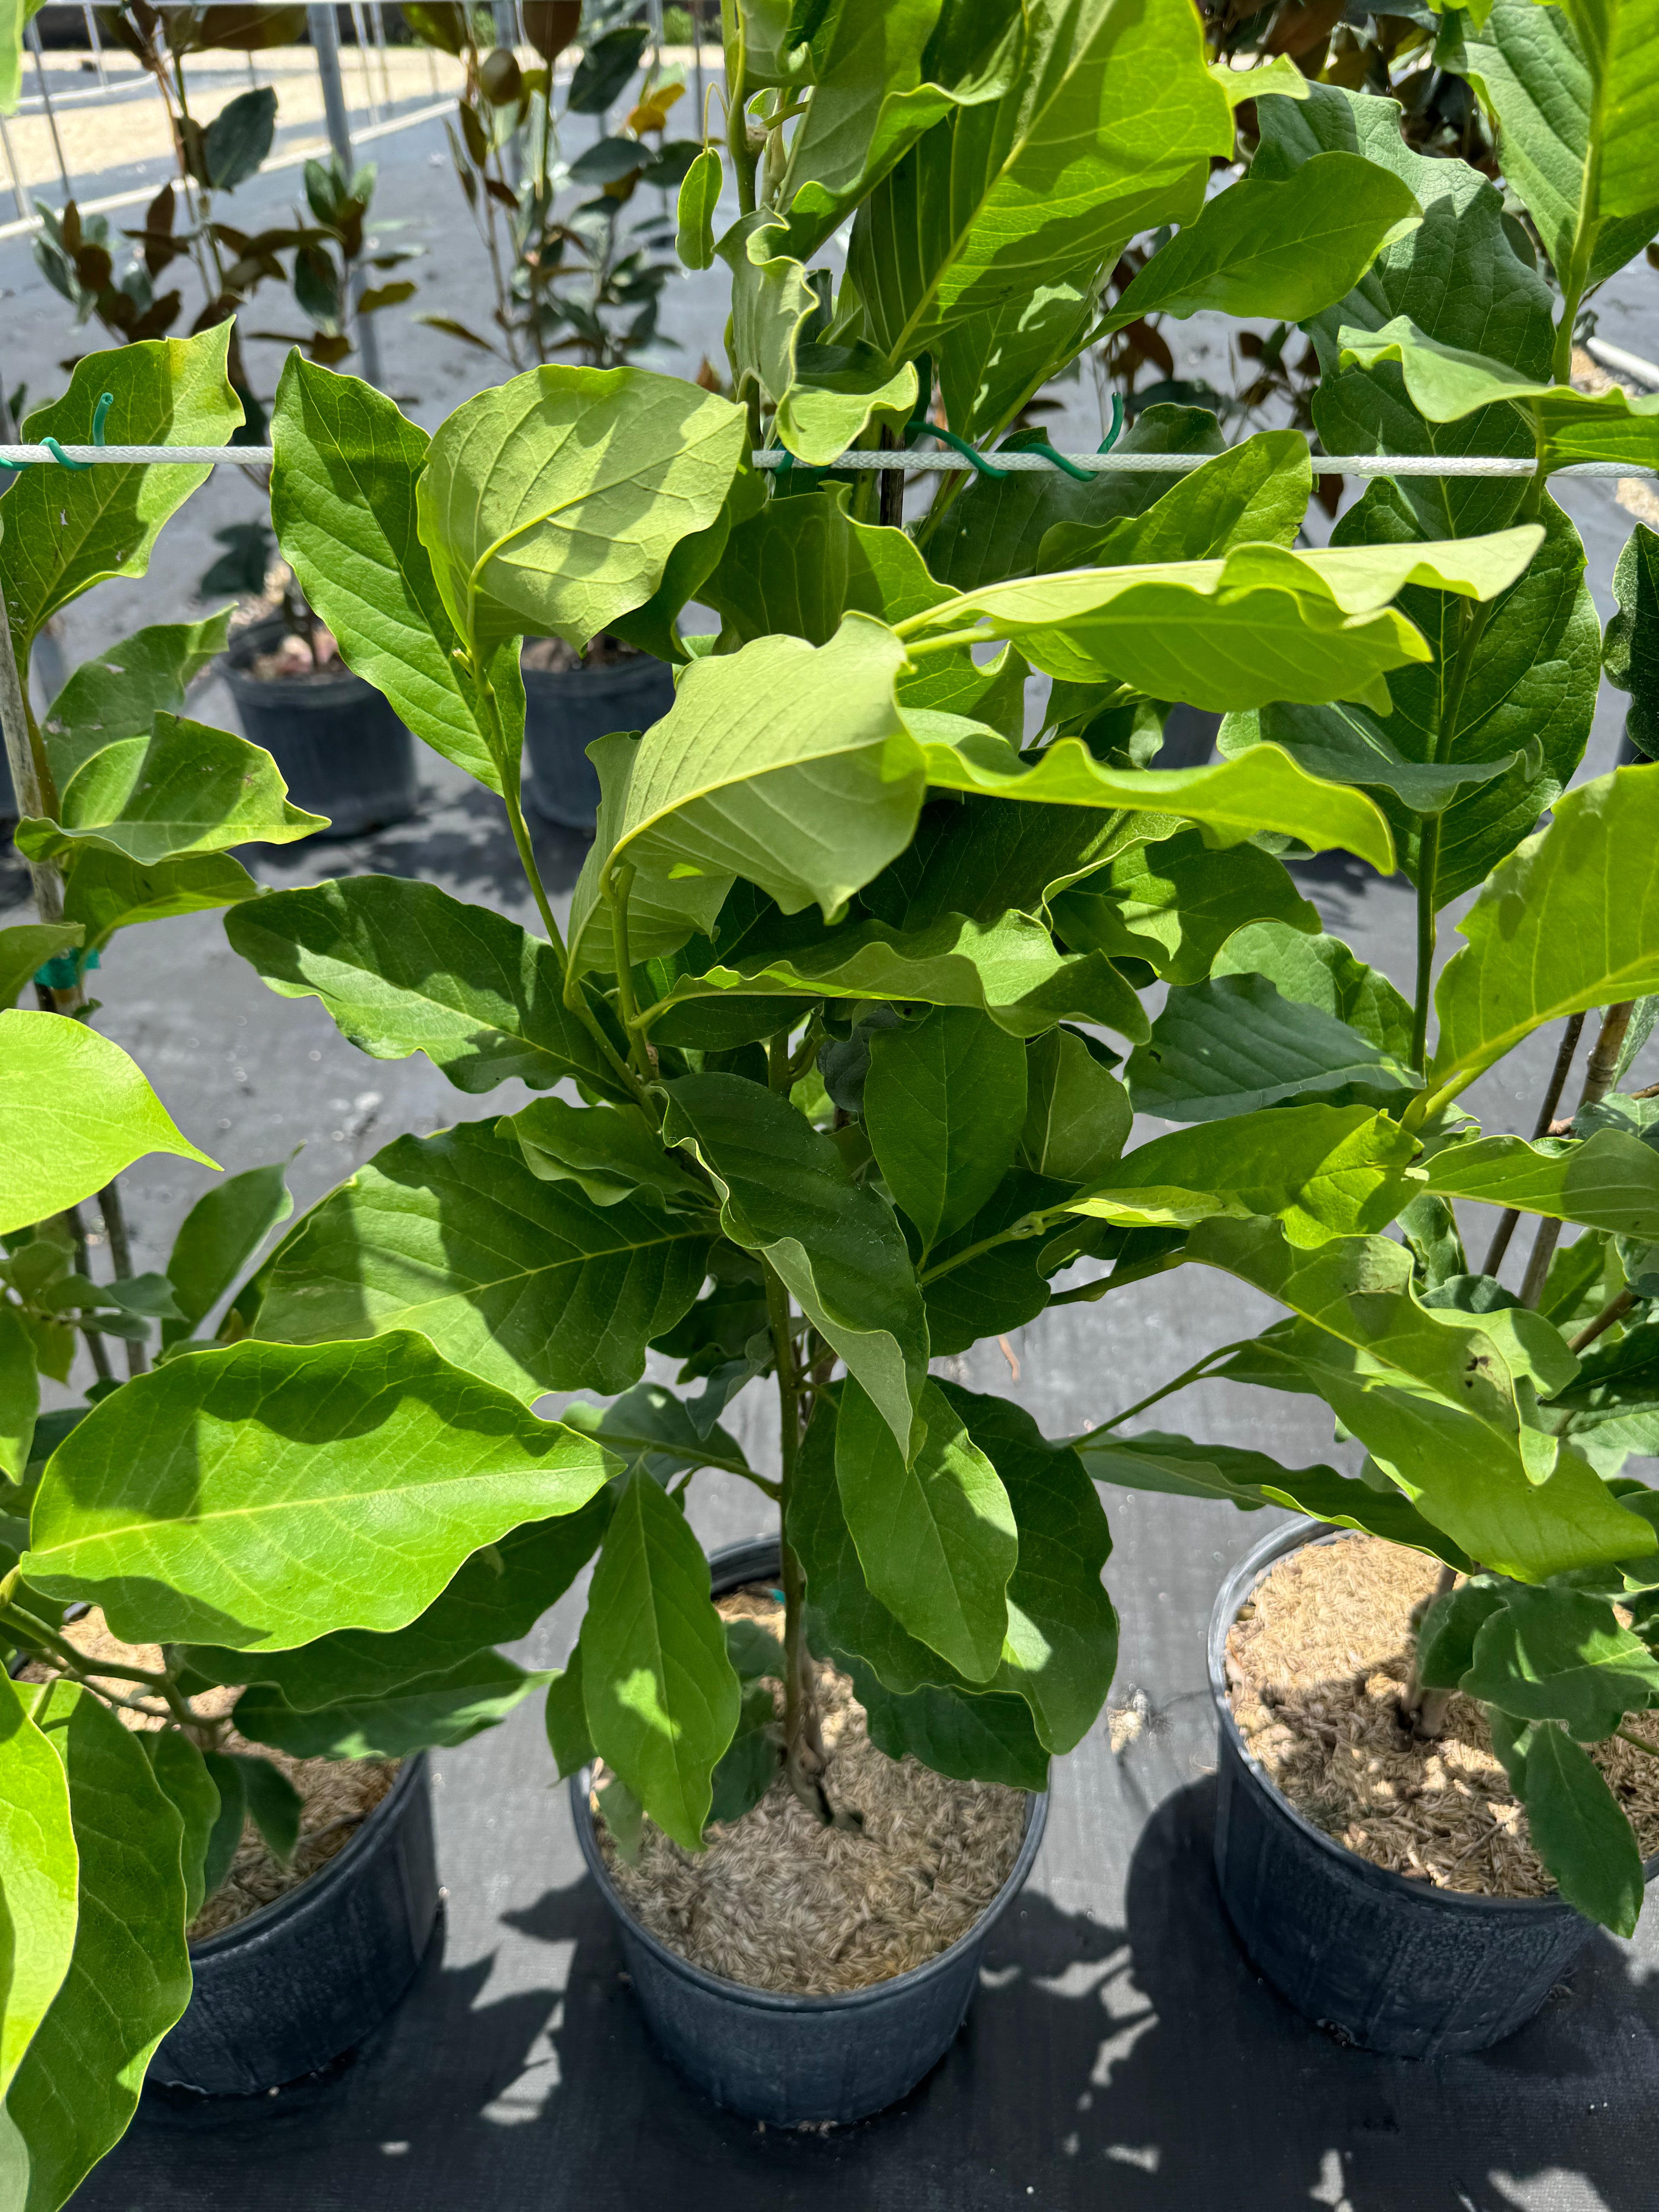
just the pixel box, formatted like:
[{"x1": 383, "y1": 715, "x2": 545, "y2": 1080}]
[
  {"x1": 1224, "y1": 1532, "x2": 1659, "y2": 1897},
  {"x1": 593, "y1": 1586, "x2": 1027, "y2": 1995},
  {"x1": 18, "y1": 1608, "x2": 398, "y2": 1939},
  {"x1": 521, "y1": 632, "x2": 642, "y2": 674}
]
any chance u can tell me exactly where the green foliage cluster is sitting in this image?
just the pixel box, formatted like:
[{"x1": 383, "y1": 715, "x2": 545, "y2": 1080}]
[{"x1": 1, "y1": 0, "x2": 1659, "y2": 2195}]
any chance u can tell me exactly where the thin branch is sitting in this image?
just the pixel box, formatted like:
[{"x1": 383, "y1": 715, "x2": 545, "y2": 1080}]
[
  {"x1": 1070, "y1": 1339, "x2": 1257, "y2": 1445},
  {"x1": 1484, "y1": 1010, "x2": 1585, "y2": 1277},
  {"x1": 1520, "y1": 1002, "x2": 1636, "y2": 1306},
  {"x1": 1568, "y1": 1287, "x2": 1635, "y2": 1357}
]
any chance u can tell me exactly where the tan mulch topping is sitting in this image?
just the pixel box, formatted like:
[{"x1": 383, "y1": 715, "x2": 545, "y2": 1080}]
[
  {"x1": 595, "y1": 1588, "x2": 1028, "y2": 1995},
  {"x1": 1225, "y1": 1532, "x2": 1659, "y2": 1897}
]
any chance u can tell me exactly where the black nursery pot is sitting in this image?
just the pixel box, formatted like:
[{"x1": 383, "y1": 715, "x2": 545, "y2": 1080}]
[
  {"x1": 1209, "y1": 1520, "x2": 1656, "y2": 2058},
  {"x1": 149, "y1": 1754, "x2": 440, "y2": 2096},
  {"x1": 224, "y1": 617, "x2": 420, "y2": 839},
  {"x1": 523, "y1": 649, "x2": 677, "y2": 830},
  {"x1": 571, "y1": 1537, "x2": 1050, "y2": 2125}
]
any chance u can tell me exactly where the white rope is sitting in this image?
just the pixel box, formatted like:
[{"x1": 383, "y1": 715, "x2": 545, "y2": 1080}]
[{"x1": 0, "y1": 446, "x2": 1652, "y2": 478}]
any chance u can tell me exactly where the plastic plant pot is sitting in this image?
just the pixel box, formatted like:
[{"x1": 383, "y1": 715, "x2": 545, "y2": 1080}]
[
  {"x1": 522, "y1": 649, "x2": 677, "y2": 831},
  {"x1": 1208, "y1": 1519, "x2": 1657, "y2": 2057},
  {"x1": 571, "y1": 1537, "x2": 1050, "y2": 2124},
  {"x1": 223, "y1": 617, "x2": 420, "y2": 840}
]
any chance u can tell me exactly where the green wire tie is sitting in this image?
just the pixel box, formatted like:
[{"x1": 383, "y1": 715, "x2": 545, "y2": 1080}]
[
  {"x1": 1, "y1": 390, "x2": 114, "y2": 473},
  {"x1": 34, "y1": 948, "x2": 100, "y2": 990}
]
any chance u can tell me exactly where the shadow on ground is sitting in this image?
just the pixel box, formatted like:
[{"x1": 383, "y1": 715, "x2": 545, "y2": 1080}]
[{"x1": 106, "y1": 1781, "x2": 1659, "y2": 2212}]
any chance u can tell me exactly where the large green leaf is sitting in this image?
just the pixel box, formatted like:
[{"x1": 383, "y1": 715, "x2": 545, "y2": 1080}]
[
  {"x1": 1018, "y1": 1026, "x2": 1131, "y2": 1184},
  {"x1": 235, "y1": 1649, "x2": 551, "y2": 1758},
  {"x1": 0, "y1": 926, "x2": 82, "y2": 1011},
  {"x1": 578, "y1": 1469, "x2": 739, "y2": 1849},
  {"x1": 1066, "y1": 1103, "x2": 1419, "y2": 1246},
  {"x1": 226, "y1": 877, "x2": 628, "y2": 1101},
  {"x1": 17, "y1": 716, "x2": 325, "y2": 866},
  {"x1": 1452, "y1": 0, "x2": 1659, "y2": 294},
  {"x1": 1051, "y1": 828, "x2": 1319, "y2": 988},
  {"x1": 60, "y1": 849, "x2": 261, "y2": 955},
  {"x1": 1605, "y1": 523, "x2": 1659, "y2": 760},
  {"x1": 40, "y1": 612, "x2": 231, "y2": 788},
  {"x1": 0, "y1": 331, "x2": 241, "y2": 666},
  {"x1": 936, "y1": 278, "x2": 1100, "y2": 446},
  {"x1": 1039, "y1": 431, "x2": 1312, "y2": 573},
  {"x1": 699, "y1": 484, "x2": 951, "y2": 650},
  {"x1": 498, "y1": 1099, "x2": 709, "y2": 1210},
  {"x1": 415, "y1": 363, "x2": 747, "y2": 655},
  {"x1": 22, "y1": 1332, "x2": 615, "y2": 1649},
  {"x1": 162, "y1": 1158, "x2": 293, "y2": 1348},
  {"x1": 1426, "y1": 1131, "x2": 1659, "y2": 1240},
  {"x1": 563, "y1": 1380, "x2": 751, "y2": 1486},
  {"x1": 843, "y1": 1650, "x2": 1049, "y2": 1790},
  {"x1": 661, "y1": 1072, "x2": 928, "y2": 1456},
  {"x1": 270, "y1": 354, "x2": 503, "y2": 793},
  {"x1": 182, "y1": 1494, "x2": 610, "y2": 1707},
  {"x1": 0, "y1": 1678, "x2": 77, "y2": 2108},
  {"x1": 1428, "y1": 766, "x2": 1659, "y2": 1109},
  {"x1": 835, "y1": 1375, "x2": 1016, "y2": 1681},
  {"x1": 899, "y1": 529, "x2": 1543, "y2": 718},
  {"x1": 571, "y1": 617, "x2": 923, "y2": 975},
  {"x1": 1463, "y1": 1585, "x2": 1659, "y2": 1740},
  {"x1": 864, "y1": 1005, "x2": 1028, "y2": 1249},
  {"x1": 3, "y1": 1684, "x2": 191, "y2": 2212},
  {"x1": 1230, "y1": 491, "x2": 1596, "y2": 901},
  {"x1": 913, "y1": 722, "x2": 1396, "y2": 873},
  {"x1": 922, "y1": 404, "x2": 1226, "y2": 593},
  {"x1": 1518, "y1": 1719, "x2": 1646, "y2": 1936},
  {"x1": 143, "y1": 1730, "x2": 217, "y2": 1926},
  {"x1": 1253, "y1": 80, "x2": 1553, "y2": 542},
  {"x1": 255, "y1": 1119, "x2": 712, "y2": 1402},
  {"x1": 0, "y1": 1301, "x2": 39, "y2": 1482},
  {"x1": 0, "y1": 1009, "x2": 216, "y2": 1236},
  {"x1": 1102, "y1": 154, "x2": 1421, "y2": 333},
  {"x1": 847, "y1": 0, "x2": 1230, "y2": 361},
  {"x1": 923, "y1": 1167, "x2": 1068, "y2": 1355}
]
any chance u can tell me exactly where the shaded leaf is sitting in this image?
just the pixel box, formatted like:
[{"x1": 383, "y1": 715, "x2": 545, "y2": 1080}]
[
  {"x1": 1465, "y1": 1584, "x2": 1659, "y2": 1740},
  {"x1": 865, "y1": 1005, "x2": 1028, "y2": 1249},
  {"x1": 60, "y1": 849, "x2": 261, "y2": 955},
  {"x1": 41, "y1": 611, "x2": 231, "y2": 786},
  {"x1": 1521, "y1": 1719, "x2": 1646, "y2": 1936},
  {"x1": 163, "y1": 1158, "x2": 292, "y2": 1348},
  {"x1": 235, "y1": 1650, "x2": 550, "y2": 1758},
  {"x1": 0, "y1": 1676, "x2": 78, "y2": 2106}
]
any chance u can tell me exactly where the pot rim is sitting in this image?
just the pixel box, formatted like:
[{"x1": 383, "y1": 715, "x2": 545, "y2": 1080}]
[
  {"x1": 186, "y1": 1750, "x2": 428, "y2": 1961},
  {"x1": 225, "y1": 612, "x2": 372, "y2": 699},
  {"x1": 571, "y1": 1534, "x2": 1050, "y2": 2015},
  {"x1": 1209, "y1": 1517, "x2": 1659, "y2": 1918}
]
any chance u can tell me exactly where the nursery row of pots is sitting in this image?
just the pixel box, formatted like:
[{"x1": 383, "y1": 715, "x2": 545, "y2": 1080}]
[{"x1": 140, "y1": 1520, "x2": 1638, "y2": 2129}]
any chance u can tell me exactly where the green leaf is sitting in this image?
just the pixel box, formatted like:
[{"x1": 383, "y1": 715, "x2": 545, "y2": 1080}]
[
  {"x1": 226, "y1": 876, "x2": 628, "y2": 1101},
  {"x1": 572, "y1": 617, "x2": 923, "y2": 975},
  {"x1": 1126, "y1": 971, "x2": 1418, "y2": 1124},
  {"x1": 498, "y1": 1099, "x2": 708, "y2": 1208},
  {"x1": 848, "y1": 0, "x2": 1230, "y2": 360},
  {"x1": 661, "y1": 1073, "x2": 928, "y2": 1457},
  {"x1": 1606, "y1": 524, "x2": 1659, "y2": 762},
  {"x1": 1520, "y1": 1720, "x2": 1646, "y2": 1936},
  {"x1": 0, "y1": 1302, "x2": 39, "y2": 1484},
  {"x1": 1415, "y1": 1578, "x2": 1510, "y2": 1690},
  {"x1": 203, "y1": 81, "x2": 274, "y2": 186},
  {"x1": 578, "y1": 1469, "x2": 739, "y2": 1850},
  {"x1": 1464, "y1": 1585, "x2": 1659, "y2": 1740},
  {"x1": 256, "y1": 1119, "x2": 710, "y2": 1402},
  {"x1": 197, "y1": 1752, "x2": 246, "y2": 1902},
  {"x1": 1051, "y1": 828, "x2": 1320, "y2": 989},
  {"x1": 60, "y1": 849, "x2": 261, "y2": 956},
  {"x1": 864, "y1": 1005, "x2": 1027, "y2": 1249},
  {"x1": 676, "y1": 145, "x2": 722, "y2": 269},
  {"x1": 1039, "y1": 431, "x2": 1312, "y2": 573},
  {"x1": 23, "y1": 1331, "x2": 615, "y2": 1649},
  {"x1": 835, "y1": 1375, "x2": 1017, "y2": 1681},
  {"x1": 707, "y1": 1681, "x2": 781, "y2": 1827},
  {"x1": 842, "y1": 1652, "x2": 1049, "y2": 1790},
  {"x1": 1067, "y1": 1103, "x2": 1419, "y2": 1247},
  {"x1": 1426, "y1": 1131, "x2": 1659, "y2": 1242},
  {"x1": 1207, "y1": 53, "x2": 1310, "y2": 104},
  {"x1": 1018, "y1": 1026, "x2": 1131, "y2": 1184},
  {"x1": 923, "y1": 1167, "x2": 1065, "y2": 1355},
  {"x1": 4, "y1": 1684, "x2": 191, "y2": 2212},
  {"x1": 924, "y1": 405, "x2": 1226, "y2": 593},
  {"x1": 40, "y1": 612, "x2": 231, "y2": 787},
  {"x1": 18, "y1": 715, "x2": 326, "y2": 865},
  {"x1": 903, "y1": 528, "x2": 1543, "y2": 719},
  {"x1": 1334, "y1": 315, "x2": 1551, "y2": 423},
  {"x1": 726, "y1": 1618, "x2": 785, "y2": 1682},
  {"x1": 183, "y1": 1494, "x2": 610, "y2": 1709},
  {"x1": 414, "y1": 363, "x2": 747, "y2": 655},
  {"x1": 1214, "y1": 923, "x2": 1416, "y2": 1060},
  {"x1": 1552, "y1": 1316, "x2": 1659, "y2": 1421},
  {"x1": 699, "y1": 483, "x2": 951, "y2": 650},
  {"x1": 143, "y1": 1730, "x2": 218, "y2": 1926},
  {"x1": 543, "y1": 1651, "x2": 593, "y2": 1780},
  {"x1": 936, "y1": 279, "x2": 1100, "y2": 447},
  {"x1": 1428, "y1": 766, "x2": 1659, "y2": 1109},
  {"x1": 162, "y1": 1158, "x2": 293, "y2": 1349},
  {"x1": 0, "y1": 331, "x2": 242, "y2": 664},
  {"x1": 0, "y1": 1678, "x2": 77, "y2": 2108},
  {"x1": 566, "y1": 20, "x2": 648, "y2": 110},
  {"x1": 270, "y1": 354, "x2": 505, "y2": 793},
  {"x1": 1103, "y1": 154, "x2": 1420, "y2": 334},
  {"x1": 0, "y1": 1009, "x2": 216, "y2": 1235},
  {"x1": 237, "y1": 1753, "x2": 302, "y2": 1865},
  {"x1": 235, "y1": 1649, "x2": 550, "y2": 1758},
  {"x1": 913, "y1": 722, "x2": 1397, "y2": 874},
  {"x1": 0, "y1": 926, "x2": 82, "y2": 1012},
  {"x1": 563, "y1": 1381, "x2": 750, "y2": 1486}
]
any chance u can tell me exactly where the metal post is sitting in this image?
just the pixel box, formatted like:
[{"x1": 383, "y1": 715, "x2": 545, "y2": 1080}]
[
  {"x1": 308, "y1": 4, "x2": 383, "y2": 388},
  {"x1": 25, "y1": 20, "x2": 75, "y2": 204},
  {"x1": 82, "y1": 5, "x2": 107, "y2": 86},
  {"x1": 0, "y1": 109, "x2": 29, "y2": 222},
  {"x1": 349, "y1": 3, "x2": 381, "y2": 126},
  {"x1": 369, "y1": 1, "x2": 393, "y2": 111}
]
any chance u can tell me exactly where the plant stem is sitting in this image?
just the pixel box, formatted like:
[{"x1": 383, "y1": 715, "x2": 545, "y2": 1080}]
[
  {"x1": 762, "y1": 1257, "x2": 829, "y2": 1817},
  {"x1": 97, "y1": 1181, "x2": 148, "y2": 1378},
  {"x1": 1070, "y1": 1339, "x2": 1255, "y2": 1445},
  {"x1": 1615, "y1": 1725, "x2": 1659, "y2": 1761},
  {"x1": 1519, "y1": 1000, "x2": 1635, "y2": 1306},
  {"x1": 62, "y1": 1203, "x2": 114, "y2": 1385},
  {"x1": 1402, "y1": 1561, "x2": 1458, "y2": 1735},
  {"x1": 1568, "y1": 1287, "x2": 1634, "y2": 1357},
  {"x1": 607, "y1": 864, "x2": 657, "y2": 1084},
  {"x1": 725, "y1": 10, "x2": 757, "y2": 214},
  {"x1": 1483, "y1": 1011, "x2": 1586, "y2": 1277},
  {"x1": 918, "y1": 1209, "x2": 1054, "y2": 1286},
  {"x1": 1409, "y1": 817, "x2": 1440, "y2": 1075}
]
